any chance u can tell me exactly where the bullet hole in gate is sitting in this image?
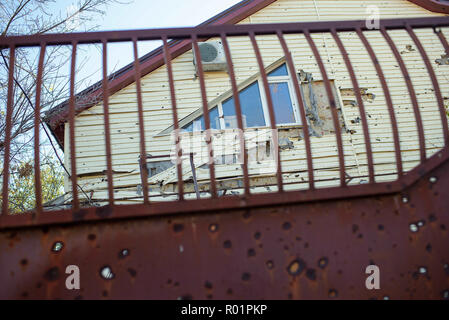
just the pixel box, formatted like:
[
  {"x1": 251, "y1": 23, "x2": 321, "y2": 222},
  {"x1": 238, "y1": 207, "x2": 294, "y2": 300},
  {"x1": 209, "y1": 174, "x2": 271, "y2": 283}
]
[
  {"x1": 173, "y1": 223, "x2": 184, "y2": 233},
  {"x1": 409, "y1": 223, "x2": 418, "y2": 233},
  {"x1": 87, "y1": 234, "x2": 96, "y2": 241},
  {"x1": 318, "y1": 257, "x2": 329, "y2": 269},
  {"x1": 51, "y1": 241, "x2": 64, "y2": 252},
  {"x1": 282, "y1": 222, "x2": 291, "y2": 230},
  {"x1": 241, "y1": 272, "x2": 251, "y2": 281},
  {"x1": 328, "y1": 289, "x2": 338, "y2": 298},
  {"x1": 43, "y1": 267, "x2": 60, "y2": 281},
  {"x1": 242, "y1": 211, "x2": 251, "y2": 219},
  {"x1": 204, "y1": 281, "x2": 213, "y2": 290},
  {"x1": 247, "y1": 248, "x2": 256, "y2": 257},
  {"x1": 306, "y1": 268, "x2": 317, "y2": 281},
  {"x1": 442, "y1": 290, "x2": 449, "y2": 300},
  {"x1": 223, "y1": 240, "x2": 232, "y2": 249},
  {"x1": 443, "y1": 263, "x2": 449, "y2": 276},
  {"x1": 100, "y1": 266, "x2": 115, "y2": 280},
  {"x1": 418, "y1": 266, "x2": 427, "y2": 274},
  {"x1": 208, "y1": 223, "x2": 218, "y2": 233},
  {"x1": 287, "y1": 258, "x2": 306, "y2": 276},
  {"x1": 118, "y1": 249, "x2": 130, "y2": 259},
  {"x1": 127, "y1": 268, "x2": 137, "y2": 278}
]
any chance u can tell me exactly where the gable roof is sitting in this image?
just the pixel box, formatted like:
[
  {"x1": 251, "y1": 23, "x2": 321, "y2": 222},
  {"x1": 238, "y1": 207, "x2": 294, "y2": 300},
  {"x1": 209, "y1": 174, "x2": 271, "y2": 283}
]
[
  {"x1": 44, "y1": 0, "x2": 278, "y2": 148},
  {"x1": 44, "y1": 0, "x2": 449, "y2": 149},
  {"x1": 409, "y1": 0, "x2": 449, "y2": 13}
]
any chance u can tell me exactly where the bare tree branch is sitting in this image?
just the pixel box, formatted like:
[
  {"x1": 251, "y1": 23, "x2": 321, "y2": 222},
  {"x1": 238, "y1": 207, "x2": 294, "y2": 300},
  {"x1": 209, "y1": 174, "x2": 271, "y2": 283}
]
[{"x1": 0, "y1": 0, "x2": 127, "y2": 212}]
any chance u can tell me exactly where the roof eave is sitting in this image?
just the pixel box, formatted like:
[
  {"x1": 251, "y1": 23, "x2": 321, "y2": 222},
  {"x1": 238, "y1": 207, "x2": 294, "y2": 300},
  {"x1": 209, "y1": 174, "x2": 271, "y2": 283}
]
[
  {"x1": 44, "y1": 0, "x2": 449, "y2": 149},
  {"x1": 408, "y1": 0, "x2": 449, "y2": 14},
  {"x1": 44, "y1": 0, "x2": 277, "y2": 149}
]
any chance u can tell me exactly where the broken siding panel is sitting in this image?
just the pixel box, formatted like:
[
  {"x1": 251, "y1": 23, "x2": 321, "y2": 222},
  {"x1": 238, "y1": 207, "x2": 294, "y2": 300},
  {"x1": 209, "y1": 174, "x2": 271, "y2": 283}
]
[
  {"x1": 326, "y1": 29, "x2": 447, "y2": 162},
  {"x1": 355, "y1": 29, "x2": 447, "y2": 162},
  {"x1": 68, "y1": 0, "x2": 449, "y2": 199}
]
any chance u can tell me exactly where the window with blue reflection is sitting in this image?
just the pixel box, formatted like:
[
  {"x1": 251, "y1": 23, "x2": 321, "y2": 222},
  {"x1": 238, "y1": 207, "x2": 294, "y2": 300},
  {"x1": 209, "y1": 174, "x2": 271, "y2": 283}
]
[
  {"x1": 222, "y1": 81, "x2": 266, "y2": 128},
  {"x1": 269, "y1": 82, "x2": 295, "y2": 124},
  {"x1": 267, "y1": 63, "x2": 288, "y2": 77},
  {"x1": 181, "y1": 63, "x2": 297, "y2": 131},
  {"x1": 182, "y1": 106, "x2": 220, "y2": 131}
]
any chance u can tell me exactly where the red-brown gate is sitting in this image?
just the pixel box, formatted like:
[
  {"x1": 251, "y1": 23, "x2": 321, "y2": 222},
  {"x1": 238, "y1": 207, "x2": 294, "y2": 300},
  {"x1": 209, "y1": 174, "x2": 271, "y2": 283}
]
[{"x1": 1, "y1": 16, "x2": 449, "y2": 299}]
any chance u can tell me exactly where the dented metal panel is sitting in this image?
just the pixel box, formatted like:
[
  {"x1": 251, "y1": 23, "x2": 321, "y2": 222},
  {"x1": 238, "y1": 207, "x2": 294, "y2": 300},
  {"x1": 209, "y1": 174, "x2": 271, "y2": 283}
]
[
  {"x1": 1, "y1": 15, "x2": 449, "y2": 299},
  {"x1": 1, "y1": 150, "x2": 448, "y2": 300}
]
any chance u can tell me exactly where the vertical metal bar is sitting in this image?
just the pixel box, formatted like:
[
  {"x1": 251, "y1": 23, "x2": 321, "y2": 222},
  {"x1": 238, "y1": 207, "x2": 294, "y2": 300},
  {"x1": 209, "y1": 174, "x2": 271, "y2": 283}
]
[
  {"x1": 69, "y1": 41, "x2": 79, "y2": 211},
  {"x1": 132, "y1": 37, "x2": 150, "y2": 204},
  {"x1": 406, "y1": 25, "x2": 449, "y2": 148},
  {"x1": 191, "y1": 34, "x2": 217, "y2": 198},
  {"x1": 277, "y1": 31, "x2": 315, "y2": 189},
  {"x1": 304, "y1": 30, "x2": 346, "y2": 186},
  {"x1": 1, "y1": 45, "x2": 15, "y2": 215},
  {"x1": 220, "y1": 33, "x2": 250, "y2": 196},
  {"x1": 248, "y1": 31, "x2": 283, "y2": 192},
  {"x1": 380, "y1": 27, "x2": 426, "y2": 163},
  {"x1": 162, "y1": 36, "x2": 184, "y2": 201},
  {"x1": 331, "y1": 29, "x2": 375, "y2": 183},
  {"x1": 101, "y1": 39, "x2": 114, "y2": 206},
  {"x1": 435, "y1": 27, "x2": 449, "y2": 56},
  {"x1": 34, "y1": 43, "x2": 46, "y2": 214},
  {"x1": 189, "y1": 153, "x2": 200, "y2": 199},
  {"x1": 356, "y1": 28, "x2": 403, "y2": 177},
  {"x1": 434, "y1": 27, "x2": 449, "y2": 148}
]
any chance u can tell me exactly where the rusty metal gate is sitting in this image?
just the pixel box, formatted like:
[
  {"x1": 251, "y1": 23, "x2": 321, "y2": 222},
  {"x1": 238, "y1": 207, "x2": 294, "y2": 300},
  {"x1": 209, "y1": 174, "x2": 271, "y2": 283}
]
[{"x1": 1, "y1": 16, "x2": 449, "y2": 299}]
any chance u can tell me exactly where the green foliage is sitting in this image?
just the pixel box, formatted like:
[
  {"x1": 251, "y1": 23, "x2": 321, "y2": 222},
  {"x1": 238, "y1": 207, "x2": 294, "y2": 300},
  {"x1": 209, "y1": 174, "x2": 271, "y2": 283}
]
[{"x1": 1, "y1": 155, "x2": 64, "y2": 214}]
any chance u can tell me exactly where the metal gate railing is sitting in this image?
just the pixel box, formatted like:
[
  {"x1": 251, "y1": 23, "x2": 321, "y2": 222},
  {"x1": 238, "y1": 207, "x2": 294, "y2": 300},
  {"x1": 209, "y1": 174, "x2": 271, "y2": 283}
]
[{"x1": 0, "y1": 16, "x2": 448, "y2": 228}]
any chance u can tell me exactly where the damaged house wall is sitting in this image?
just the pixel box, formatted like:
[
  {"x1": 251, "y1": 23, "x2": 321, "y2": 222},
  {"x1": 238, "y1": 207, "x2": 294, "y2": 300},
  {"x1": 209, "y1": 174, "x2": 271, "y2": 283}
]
[{"x1": 61, "y1": 0, "x2": 449, "y2": 205}]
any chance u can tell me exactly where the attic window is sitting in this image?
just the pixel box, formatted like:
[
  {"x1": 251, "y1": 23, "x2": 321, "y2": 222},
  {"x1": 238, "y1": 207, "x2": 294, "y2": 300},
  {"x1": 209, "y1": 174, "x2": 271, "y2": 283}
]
[
  {"x1": 221, "y1": 81, "x2": 266, "y2": 128},
  {"x1": 182, "y1": 106, "x2": 220, "y2": 131},
  {"x1": 182, "y1": 63, "x2": 301, "y2": 132}
]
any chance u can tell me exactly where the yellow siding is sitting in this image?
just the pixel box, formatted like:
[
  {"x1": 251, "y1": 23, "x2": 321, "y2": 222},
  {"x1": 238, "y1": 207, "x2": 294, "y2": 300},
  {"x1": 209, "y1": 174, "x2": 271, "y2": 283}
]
[{"x1": 66, "y1": 0, "x2": 449, "y2": 203}]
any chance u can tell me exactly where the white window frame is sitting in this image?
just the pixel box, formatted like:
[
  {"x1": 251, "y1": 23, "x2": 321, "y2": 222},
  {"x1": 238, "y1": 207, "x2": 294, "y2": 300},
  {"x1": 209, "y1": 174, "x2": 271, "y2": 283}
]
[
  {"x1": 261, "y1": 65, "x2": 302, "y2": 126},
  {"x1": 180, "y1": 62, "x2": 303, "y2": 132}
]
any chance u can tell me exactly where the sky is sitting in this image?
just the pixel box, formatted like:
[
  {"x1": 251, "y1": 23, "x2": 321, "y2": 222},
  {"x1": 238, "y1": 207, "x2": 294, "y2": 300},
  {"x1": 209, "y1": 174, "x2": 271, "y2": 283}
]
[
  {"x1": 94, "y1": 0, "x2": 243, "y2": 31},
  {"x1": 6, "y1": 0, "x2": 245, "y2": 158},
  {"x1": 51, "y1": 0, "x2": 244, "y2": 89}
]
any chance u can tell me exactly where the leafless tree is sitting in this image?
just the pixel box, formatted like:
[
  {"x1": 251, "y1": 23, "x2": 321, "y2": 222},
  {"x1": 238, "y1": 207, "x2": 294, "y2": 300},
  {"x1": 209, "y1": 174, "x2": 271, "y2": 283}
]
[{"x1": 0, "y1": 0, "x2": 127, "y2": 210}]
